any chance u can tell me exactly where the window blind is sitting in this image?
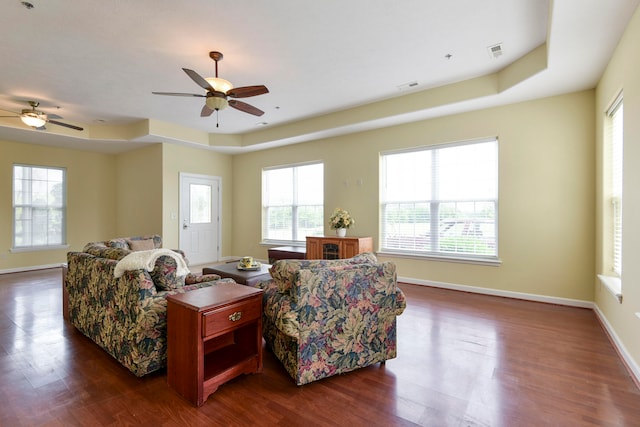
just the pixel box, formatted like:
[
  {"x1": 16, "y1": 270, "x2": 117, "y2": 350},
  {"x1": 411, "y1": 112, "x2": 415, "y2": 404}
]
[
  {"x1": 13, "y1": 164, "x2": 67, "y2": 248},
  {"x1": 606, "y1": 95, "x2": 623, "y2": 276},
  {"x1": 380, "y1": 138, "x2": 498, "y2": 260},
  {"x1": 262, "y1": 162, "x2": 323, "y2": 242}
]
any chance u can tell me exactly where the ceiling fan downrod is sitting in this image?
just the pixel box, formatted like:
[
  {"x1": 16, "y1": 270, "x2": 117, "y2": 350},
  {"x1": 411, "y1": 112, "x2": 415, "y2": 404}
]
[{"x1": 209, "y1": 51, "x2": 223, "y2": 78}]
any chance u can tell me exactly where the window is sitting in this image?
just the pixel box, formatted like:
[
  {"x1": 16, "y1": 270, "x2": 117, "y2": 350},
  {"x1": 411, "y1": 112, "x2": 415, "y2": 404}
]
[
  {"x1": 189, "y1": 184, "x2": 212, "y2": 224},
  {"x1": 598, "y1": 93, "x2": 623, "y2": 302},
  {"x1": 380, "y1": 138, "x2": 498, "y2": 261},
  {"x1": 13, "y1": 164, "x2": 67, "y2": 249},
  {"x1": 262, "y1": 162, "x2": 323, "y2": 243},
  {"x1": 603, "y1": 94, "x2": 623, "y2": 277}
]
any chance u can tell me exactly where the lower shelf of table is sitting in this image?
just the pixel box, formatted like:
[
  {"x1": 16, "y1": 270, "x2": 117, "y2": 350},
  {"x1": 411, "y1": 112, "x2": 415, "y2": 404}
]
[
  {"x1": 202, "y1": 353, "x2": 262, "y2": 402},
  {"x1": 202, "y1": 336, "x2": 260, "y2": 381}
]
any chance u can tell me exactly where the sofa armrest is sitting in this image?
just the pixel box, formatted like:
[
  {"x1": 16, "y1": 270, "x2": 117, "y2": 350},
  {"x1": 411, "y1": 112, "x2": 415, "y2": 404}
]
[
  {"x1": 185, "y1": 273, "x2": 220, "y2": 284},
  {"x1": 262, "y1": 280, "x2": 300, "y2": 338},
  {"x1": 395, "y1": 287, "x2": 407, "y2": 316}
]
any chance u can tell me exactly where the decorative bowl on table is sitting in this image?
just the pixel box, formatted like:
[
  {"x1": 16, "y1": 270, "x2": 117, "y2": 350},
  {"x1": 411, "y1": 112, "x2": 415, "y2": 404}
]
[
  {"x1": 237, "y1": 262, "x2": 261, "y2": 271},
  {"x1": 238, "y1": 256, "x2": 261, "y2": 270}
]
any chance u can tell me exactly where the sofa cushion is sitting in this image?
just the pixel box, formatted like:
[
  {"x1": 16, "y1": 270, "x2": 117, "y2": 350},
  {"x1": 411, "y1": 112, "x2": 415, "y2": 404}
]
[
  {"x1": 107, "y1": 235, "x2": 162, "y2": 250},
  {"x1": 293, "y1": 263, "x2": 372, "y2": 303},
  {"x1": 84, "y1": 243, "x2": 131, "y2": 261},
  {"x1": 269, "y1": 252, "x2": 378, "y2": 294},
  {"x1": 127, "y1": 238, "x2": 155, "y2": 251},
  {"x1": 296, "y1": 262, "x2": 393, "y2": 298},
  {"x1": 291, "y1": 262, "x2": 398, "y2": 327}
]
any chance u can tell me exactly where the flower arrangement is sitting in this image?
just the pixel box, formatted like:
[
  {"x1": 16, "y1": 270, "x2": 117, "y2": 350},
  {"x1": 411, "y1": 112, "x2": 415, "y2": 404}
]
[{"x1": 329, "y1": 208, "x2": 355, "y2": 229}]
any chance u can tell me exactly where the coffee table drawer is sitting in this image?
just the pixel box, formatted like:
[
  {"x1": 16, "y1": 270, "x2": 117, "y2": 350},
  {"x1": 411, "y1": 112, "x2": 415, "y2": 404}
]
[{"x1": 202, "y1": 298, "x2": 261, "y2": 338}]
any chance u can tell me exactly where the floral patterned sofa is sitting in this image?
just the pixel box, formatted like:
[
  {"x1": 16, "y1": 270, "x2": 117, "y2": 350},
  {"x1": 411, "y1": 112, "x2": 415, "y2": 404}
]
[
  {"x1": 65, "y1": 235, "x2": 234, "y2": 376},
  {"x1": 260, "y1": 253, "x2": 406, "y2": 385}
]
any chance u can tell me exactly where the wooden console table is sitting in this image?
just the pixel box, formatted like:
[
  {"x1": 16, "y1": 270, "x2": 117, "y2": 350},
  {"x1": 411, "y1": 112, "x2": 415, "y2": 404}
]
[
  {"x1": 166, "y1": 283, "x2": 263, "y2": 406},
  {"x1": 306, "y1": 236, "x2": 373, "y2": 260},
  {"x1": 268, "y1": 246, "x2": 306, "y2": 263}
]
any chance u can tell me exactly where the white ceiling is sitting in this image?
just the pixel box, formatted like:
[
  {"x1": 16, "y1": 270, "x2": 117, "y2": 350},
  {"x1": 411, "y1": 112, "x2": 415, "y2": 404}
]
[{"x1": 0, "y1": 0, "x2": 638, "y2": 154}]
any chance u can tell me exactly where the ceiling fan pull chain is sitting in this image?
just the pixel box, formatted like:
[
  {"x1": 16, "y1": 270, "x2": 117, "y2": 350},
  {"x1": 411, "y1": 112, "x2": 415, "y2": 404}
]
[{"x1": 216, "y1": 110, "x2": 219, "y2": 128}]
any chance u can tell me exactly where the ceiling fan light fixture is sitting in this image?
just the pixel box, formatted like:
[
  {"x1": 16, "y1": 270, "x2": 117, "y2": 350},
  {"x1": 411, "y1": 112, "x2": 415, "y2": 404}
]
[
  {"x1": 21, "y1": 112, "x2": 47, "y2": 128},
  {"x1": 206, "y1": 96, "x2": 229, "y2": 111},
  {"x1": 205, "y1": 77, "x2": 233, "y2": 94}
]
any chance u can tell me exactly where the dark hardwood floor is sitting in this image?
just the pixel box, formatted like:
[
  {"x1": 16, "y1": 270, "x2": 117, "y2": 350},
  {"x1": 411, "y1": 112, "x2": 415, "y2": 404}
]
[{"x1": 1, "y1": 268, "x2": 639, "y2": 426}]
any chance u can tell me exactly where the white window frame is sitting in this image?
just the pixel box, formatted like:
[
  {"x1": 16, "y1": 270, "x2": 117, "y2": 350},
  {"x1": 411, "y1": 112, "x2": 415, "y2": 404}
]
[
  {"x1": 380, "y1": 138, "x2": 499, "y2": 263},
  {"x1": 608, "y1": 95, "x2": 623, "y2": 277},
  {"x1": 12, "y1": 164, "x2": 68, "y2": 252},
  {"x1": 599, "y1": 92, "x2": 623, "y2": 302},
  {"x1": 261, "y1": 162, "x2": 324, "y2": 245}
]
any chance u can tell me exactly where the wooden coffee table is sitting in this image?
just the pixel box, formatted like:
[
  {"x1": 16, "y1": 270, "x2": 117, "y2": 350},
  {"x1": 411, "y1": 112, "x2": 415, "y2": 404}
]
[{"x1": 203, "y1": 262, "x2": 272, "y2": 287}]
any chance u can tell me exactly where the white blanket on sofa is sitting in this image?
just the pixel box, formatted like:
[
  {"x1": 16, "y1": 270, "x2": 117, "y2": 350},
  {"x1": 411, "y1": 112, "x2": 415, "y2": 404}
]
[{"x1": 114, "y1": 249, "x2": 190, "y2": 278}]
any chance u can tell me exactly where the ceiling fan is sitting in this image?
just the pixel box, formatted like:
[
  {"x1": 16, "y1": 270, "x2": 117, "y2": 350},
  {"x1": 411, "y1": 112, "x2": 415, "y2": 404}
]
[
  {"x1": 0, "y1": 101, "x2": 84, "y2": 131},
  {"x1": 152, "y1": 51, "x2": 269, "y2": 127}
]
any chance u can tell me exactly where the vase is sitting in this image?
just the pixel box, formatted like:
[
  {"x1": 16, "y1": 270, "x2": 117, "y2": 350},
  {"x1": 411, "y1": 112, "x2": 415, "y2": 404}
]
[{"x1": 336, "y1": 228, "x2": 347, "y2": 237}]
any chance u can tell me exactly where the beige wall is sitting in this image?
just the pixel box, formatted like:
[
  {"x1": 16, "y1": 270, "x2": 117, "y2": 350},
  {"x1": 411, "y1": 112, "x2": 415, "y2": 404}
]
[
  {"x1": 160, "y1": 143, "x2": 233, "y2": 255},
  {"x1": 115, "y1": 144, "x2": 163, "y2": 237},
  {"x1": 0, "y1": 140, "x2": 233, "y2": 271},
  {"x1": 0, "y1": 139, "x2": 117, "y2": 270},
  {"x1": 595, "y1": 6, "x2": 640, "y2": 372},
  {"x1": 233, "y1": 90, "x2": 596, "y2": 302}
]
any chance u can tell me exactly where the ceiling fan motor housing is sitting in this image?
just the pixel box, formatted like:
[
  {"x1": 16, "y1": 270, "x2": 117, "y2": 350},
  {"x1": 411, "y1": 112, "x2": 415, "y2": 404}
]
[
  {"x1": 22, "y1": 108, "x2": 45, "y2": 117},
  {"x1": 21, "y1": 109, "x2": 47, "y2": 127},
  {"x1": 206, "y1": 92, "x2": 228, "y2": 111}
]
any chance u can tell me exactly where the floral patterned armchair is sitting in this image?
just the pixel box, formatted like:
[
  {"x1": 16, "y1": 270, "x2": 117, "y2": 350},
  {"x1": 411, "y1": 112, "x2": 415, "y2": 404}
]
[{"x1": 260, "y1": 253, "x2": 406, "y2": 385}]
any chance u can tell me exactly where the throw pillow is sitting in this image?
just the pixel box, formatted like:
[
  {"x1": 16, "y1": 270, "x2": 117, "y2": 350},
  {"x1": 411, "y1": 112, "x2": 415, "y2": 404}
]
[
  {"x1": 127, "y1": 238, "x2": 155, "y2": 251},
  {"x1": 107, "y1": 238, "x2": 129, "y2": 249}
]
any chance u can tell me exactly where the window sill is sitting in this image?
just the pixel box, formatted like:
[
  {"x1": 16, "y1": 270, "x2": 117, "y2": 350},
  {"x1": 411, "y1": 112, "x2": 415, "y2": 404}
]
[
  {"x1": 259, "y1": 240, "x2": 305, "y2": 248},
  {"x1": 377, "y1": 250, "x2": 502, "y2": 266},
  {"x1": 598, "y1": 274, "x2": 622, "y2": 303},
  {"x1": 10, "y1": 244, "x2": 70, "y2": 253}
]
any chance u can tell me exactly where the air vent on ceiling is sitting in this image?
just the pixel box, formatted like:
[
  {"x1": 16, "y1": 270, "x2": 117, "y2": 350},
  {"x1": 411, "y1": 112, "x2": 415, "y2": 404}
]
[
  {"x1": 397, "y1": 81, "x2": 419, "y2": 91},
  {"x1": 487, "y1": 43, "x2": 503, "y2": 59}
]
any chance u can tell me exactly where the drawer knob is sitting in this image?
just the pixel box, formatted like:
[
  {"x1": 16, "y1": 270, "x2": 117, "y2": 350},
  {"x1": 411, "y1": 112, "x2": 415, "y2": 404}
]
[{"x1": 228, "y1": 311, "x2": 242, "y2": 322}]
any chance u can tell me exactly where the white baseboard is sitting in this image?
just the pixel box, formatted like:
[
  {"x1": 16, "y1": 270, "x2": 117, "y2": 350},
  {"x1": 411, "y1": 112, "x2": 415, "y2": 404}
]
[
  {"x1": 0, "y1": 263, "x2": 64, "y2": 275},
  {"x1": 592, "y1": 305, "x2": 640, "y2": 388},
  {"x1": 399, "y1": 276, "x2": 594, "y2": 308},
  {"x1": 400, "y1": 276, "x2": 640, "y2": 387}
]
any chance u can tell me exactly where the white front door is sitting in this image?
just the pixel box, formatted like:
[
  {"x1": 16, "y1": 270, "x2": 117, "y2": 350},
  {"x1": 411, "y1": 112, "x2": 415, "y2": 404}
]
[{"x1": 179, "y1": 173, "x2": 221, "y2": 265}]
